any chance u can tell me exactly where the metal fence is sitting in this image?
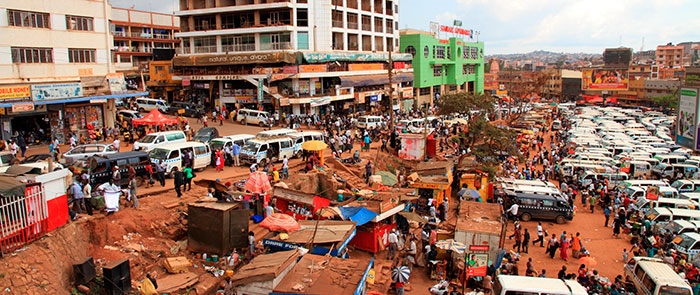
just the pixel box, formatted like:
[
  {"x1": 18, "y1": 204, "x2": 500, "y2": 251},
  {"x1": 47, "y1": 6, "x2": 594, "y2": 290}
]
[{"x1": 0, "y1": 183, "x2": 48, "y2": 256}]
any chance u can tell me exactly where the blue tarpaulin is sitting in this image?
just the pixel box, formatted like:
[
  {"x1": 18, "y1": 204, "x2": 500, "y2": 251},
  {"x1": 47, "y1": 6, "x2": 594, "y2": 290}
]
[{"x1": 338, "y1": 206, "x2": 378, "y2": 226}]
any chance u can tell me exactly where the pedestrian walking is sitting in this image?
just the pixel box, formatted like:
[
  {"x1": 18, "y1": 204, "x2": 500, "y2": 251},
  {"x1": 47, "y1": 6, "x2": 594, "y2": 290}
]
[
  {"x1": 604, "y1": 206, "x2": 611, "y2": 227},
  {"x1": 588, "y1": 194, "x2": 597, "y2": 213},
  {"x1": 522, "y1": 228, "x2": 531, "y2": 254},
  {"x1": 232, "y1": 142, "x2": 241, "y2": 167},
  {"x1": 81, "y1": 179, "x2": 93, "y2": 216},
  {"x1": 156, "y1": 160, "x2": 166, "y2": 187},
  {"x1": 387, "y1": 228, "x2": 398, "y2": 260},
  {"x1": 513, "y1": 225, "x2": 522, "y2": 252},
  {"x1": 173, "y1": 167, "x2": 184, "y2": 198},
  {"x1": 532, "y1": 221, "x2": 545, "y2": 247},
  {"x1": 183, "y1": 165, "x2": 194, "y2": 191},
  {"x1": 281, "y1": 155, "x2": 289, "y2": 179},
  {"x1": 69, "y1": 180, "x2": 84, "y2": 216},
  {"x1": 546, "y1": 233, "x2": 558, "y2": 259},
  {"x1": 365, "y1": 161, "x2": 373, "y2": 184},
  {"x1": 559, "y1": 235, "x2": 570, "y2": 262},
  {"x1": 571, "y1": 232, "x2": 582, "y2": 258}
]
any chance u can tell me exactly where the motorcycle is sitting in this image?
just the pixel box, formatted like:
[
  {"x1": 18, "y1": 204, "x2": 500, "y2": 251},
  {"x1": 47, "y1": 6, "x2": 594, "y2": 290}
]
[{"x1": 429, "y1": 280, "x2": 450, "y2": 295}]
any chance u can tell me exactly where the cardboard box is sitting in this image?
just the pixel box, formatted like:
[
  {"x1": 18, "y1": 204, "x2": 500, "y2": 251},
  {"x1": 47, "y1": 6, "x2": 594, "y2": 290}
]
[{"x1": 163, "y1": 257, "x2": 192, "y2": 274}]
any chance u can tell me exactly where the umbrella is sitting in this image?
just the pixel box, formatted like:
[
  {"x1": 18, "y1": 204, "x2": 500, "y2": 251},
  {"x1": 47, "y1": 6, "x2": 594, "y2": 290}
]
[
  {"x1": 259, "y1": 213, "x2": 301, "y2": 232},
  {"x1": 391, "y1": 266, "x2": 411, "y2": 283},
  {"x1": 301, "y1": 140, "x2": 328, "y2": 151},
  {"x1": 579, "y1": 256, "x2": 598, "y2": 267},
  {"x1": 434, "y1": 239, "x2": 467, "y2": 254},
  {"x1": 457, "y1": 188, "x2": 481, "y2": 199},
  {"x1": 244, "y1": 171, "x2": 272, "y2": 194},
  {"x1": 454, "y1": 118, "x2": 469, "y2": 125}
]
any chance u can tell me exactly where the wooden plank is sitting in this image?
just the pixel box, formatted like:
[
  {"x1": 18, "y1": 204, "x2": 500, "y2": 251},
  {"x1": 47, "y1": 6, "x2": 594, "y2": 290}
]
[
  {"x1": 157, "y1": 272, "x2": 199, "y2": 293},
  {"x1": 163, "y1": 201, "x2": 181, "y2": 209}
]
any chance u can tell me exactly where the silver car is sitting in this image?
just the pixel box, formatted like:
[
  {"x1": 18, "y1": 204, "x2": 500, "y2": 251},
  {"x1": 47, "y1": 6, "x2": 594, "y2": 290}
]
[{"x1": 62, "y1": 144, "x2": 118, "y2": 165}]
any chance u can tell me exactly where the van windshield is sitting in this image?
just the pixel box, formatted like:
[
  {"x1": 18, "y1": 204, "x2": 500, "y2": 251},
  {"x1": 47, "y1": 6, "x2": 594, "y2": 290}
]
[
  {"x1": 0, "y1": 153, "x2": 13, "y2": 165},
  {"x1": 660, "y1": 286, "x2": 691, "y2": 295},
  {"x1": 149, "y1": 148, "x2": 169, "y2": 160},
  {"x1": 140, "y1": 135, "x2": 157, "y2": 144},
  {"x1": 211, "y1": 139, "x2": 226, "y2": 150},
  {"x1": 242, "y1": 142, "x2": 261, "y2": 153},
  {"x1": 677, "y1": 235, "x2": 697, "y2": 249},
  {"x1": 671, "y1": 180, "x2": 685, "y2": 189}
]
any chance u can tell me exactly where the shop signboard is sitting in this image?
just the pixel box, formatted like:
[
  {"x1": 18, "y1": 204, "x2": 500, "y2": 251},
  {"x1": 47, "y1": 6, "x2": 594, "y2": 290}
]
[
  {"x1": 257, "y1": 79, "x2": 264, "y2": 103},
  {"x1": 173, "y1": 52, "x2": 297, "y2": 66},
  {"x1": 677, "y1": 88, "x2": 698, "y2": 149},
  {"x1": 31, "y1": 83, "x2": 83, "y2": 101},
  {"x1": 11, "y1": 103, "x2": 34, "y2": 113},
  {"x1": 310, "y1": 96, "x2": 330, "y2": 107},
  {"x1": 106, "y1": 73, "x2": 127, "y2": 94},
  {"x1": 0, "y1": 85, "x2": 31, "y2": 100},
  {"x1": 581, "y1": 68, "x2": 629, "y2": 91}
]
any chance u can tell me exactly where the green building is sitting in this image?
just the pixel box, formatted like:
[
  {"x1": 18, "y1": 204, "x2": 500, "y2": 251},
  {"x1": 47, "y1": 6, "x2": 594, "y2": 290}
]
[{"x1": 400, "y1": 29, "x2": 485, "y2": 109}]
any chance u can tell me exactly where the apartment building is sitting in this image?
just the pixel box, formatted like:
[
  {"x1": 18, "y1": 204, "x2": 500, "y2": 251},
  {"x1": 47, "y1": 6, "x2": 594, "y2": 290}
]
[
  {"x1": 0, "y1": 0, "x2": 146, "y2": 141},
  {"x1": 656, "y1": 44, "x2": 684, "y2": 68},
  {"x1": 399, "y1": 29, "x2": 484, "y2": 108},
  {"x1": 172, "y1": 0, "x2": 412, "y2": 115},
  {"x1": 111, "y1": 7, "x2": 180, "y2": 74}
]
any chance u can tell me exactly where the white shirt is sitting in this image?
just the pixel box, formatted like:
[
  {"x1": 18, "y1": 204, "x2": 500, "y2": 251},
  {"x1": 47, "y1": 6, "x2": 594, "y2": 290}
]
[
  {"x1": 507, "y1": 203, "x2": 519, "y2": 215},
  {"x1": 282, "y1": 157, "x2": 289, "y2": 169},
  {"x1": 388, "y1": 232, "x2": 398, "y2": 244},
  {"x1": 536, "y1": 224, "x2": 543, "y2": 236}
]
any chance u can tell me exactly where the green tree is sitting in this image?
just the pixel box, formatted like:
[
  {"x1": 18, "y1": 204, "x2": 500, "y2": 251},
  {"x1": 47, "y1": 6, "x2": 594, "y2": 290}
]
[
  {"x1": 434, "y1": 92, "x2": 495, "y2": 116},
  {"x1": 651, "y1": 94, "x2": 678, "y2": 110}
]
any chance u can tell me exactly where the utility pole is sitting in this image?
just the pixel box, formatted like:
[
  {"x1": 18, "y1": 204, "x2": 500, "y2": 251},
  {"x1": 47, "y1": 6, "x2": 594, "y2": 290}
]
[{"x1": 387, "y1": 49, "x2": 394, "y2": 130}]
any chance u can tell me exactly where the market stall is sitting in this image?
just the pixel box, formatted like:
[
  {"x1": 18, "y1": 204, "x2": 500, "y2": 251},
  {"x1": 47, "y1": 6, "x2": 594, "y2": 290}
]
[
  {"x1": 409, "y1": 160, "x2": 454, "y2": 213},
  {"x1": 272, "y1": 187, "x2": 331, "y2": 221},
  {"x1": 453, "y1": 201, "x2": 505, "y2": 285},
  {"x1": 262, "y1": 220, "x2": 356, "y2": 257},
  {"x1": 348, "y1": 193, "x2": 405, "y2": 253}
]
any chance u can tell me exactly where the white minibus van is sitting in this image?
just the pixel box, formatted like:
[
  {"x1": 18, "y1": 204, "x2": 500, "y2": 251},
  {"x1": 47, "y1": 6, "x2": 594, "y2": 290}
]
[
  {"x1": 356, "y1": 115, "x2": 383, "y2": 129},
  {"x1": 148, "y1": 141, "x2": 212, "y2": 175},
  {"x1": 624, "y1": 257, "x2": 692, "y2": 295},
  {"x1": 494, "y1": 275, "x2": 588, "y2": 295},
  {"x1": 134, "y1": 130, "x2": 187, "y2": 152}
]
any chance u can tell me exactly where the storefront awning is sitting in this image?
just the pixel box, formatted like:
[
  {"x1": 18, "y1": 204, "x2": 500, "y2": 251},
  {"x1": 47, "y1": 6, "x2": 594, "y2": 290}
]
[
  {"x1": 0, "y1": 91, "x2": 149, "y2": 108},
  {"x1": 340, "y1": 73, "x2": 414, "y2": 88},
  {"x1": 303, "y1": 52, "x2": 413, "y2": 63}
]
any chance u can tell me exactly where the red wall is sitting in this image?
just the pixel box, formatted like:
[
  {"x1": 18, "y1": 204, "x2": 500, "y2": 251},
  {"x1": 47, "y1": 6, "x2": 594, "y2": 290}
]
[
  {"x1": 351, "y1": 223, "x2": 395, "y2": 253},
  {"x1": 46, "y1": 194, "x2": 68, "y2": 232}
]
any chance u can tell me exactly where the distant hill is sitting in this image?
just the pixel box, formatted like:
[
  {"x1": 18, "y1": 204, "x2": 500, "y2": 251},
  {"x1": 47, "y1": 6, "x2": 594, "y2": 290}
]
[{"x1": 486, "y1": 50, "x2": 601, "y2": 60}]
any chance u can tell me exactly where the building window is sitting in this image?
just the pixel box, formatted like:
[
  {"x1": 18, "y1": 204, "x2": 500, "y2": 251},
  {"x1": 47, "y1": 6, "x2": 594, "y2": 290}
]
[
  {"x1": 462, "y1": 64, "x2": 476, "y2": 75},
  {"x1": 419, "y1": 87, "x2": 430, "y2": 95},
  {"x1": 11, "y1": 47, "x2": 53, "y2": 63},
  {"x1": 194, "y1": 37, "x2": 217, "y2": 53},
  {"x1": 447, "y1": 47, "x2": 451, "y2": 59},
  {"x1": 423, "y1": 46, "x2": 429, "y2": 58},
  {"x1": 297, "y1": 32, "x2": 309, "y2": 50},
  {"x1": 260, "y1": 33, "x2": 291, "y2": 50},
  {"x1": 470, "y1": 47, "x2": 478, "y2": 59},
  {"x1": 463, "y1": 46, "x2": 469, "y2": 59},
  {"x1": 436, "y1": 46, "x2": 445, "y2": 59},
  {"x1": 66, "y1": 15, "x2": 94, "y2": 31},
  {"x1": 405, "y1": 46, "x2": 416, "y2": 57},
  {"x1": 222, "y1": 34, "x2": 255, "y2": 52},
  {"x1": 68, "y1": 48, "x2": 96, "y2": 63},
  {"x1": 433, "y1": 66, "x2": 442, "y2": 77},
  {"x1": 8, "y1": 10, "x2": 50, "y2": 28}
]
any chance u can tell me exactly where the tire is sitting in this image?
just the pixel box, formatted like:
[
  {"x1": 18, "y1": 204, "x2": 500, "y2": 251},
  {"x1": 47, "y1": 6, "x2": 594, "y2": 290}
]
[
  {"x1": 555, "y1": 215, "x2": 566, "y2": 224},
  {"x1": 259, "y1": 159, "x2": 268, "y2": 167},
  {"x1": 239, "y1": 119, "x2": 246, "y2": 125},
  {"x1": 139, "y1": 107, "x2": 145, "y2": 112},
  {"x1": 259, "y1": 122, "x2": 265, "y2": 127},
  {"x1": 520, "y1": 213, "x2": 532, "y2": 222}
]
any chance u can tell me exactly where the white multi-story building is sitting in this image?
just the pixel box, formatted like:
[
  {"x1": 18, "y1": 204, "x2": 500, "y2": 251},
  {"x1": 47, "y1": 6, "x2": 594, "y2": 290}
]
[
  {"x1": 173, "y1": 0, "x2": 413, "y2": 115},
  {"x1": 0, "y1": 0, "x2": 146, "y2": 141}
]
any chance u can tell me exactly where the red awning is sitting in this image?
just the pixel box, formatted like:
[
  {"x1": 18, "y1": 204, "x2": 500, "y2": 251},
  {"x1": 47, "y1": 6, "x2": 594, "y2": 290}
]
[{"x1": 132, "y1": 109, "x2": 178, "y2": 127}]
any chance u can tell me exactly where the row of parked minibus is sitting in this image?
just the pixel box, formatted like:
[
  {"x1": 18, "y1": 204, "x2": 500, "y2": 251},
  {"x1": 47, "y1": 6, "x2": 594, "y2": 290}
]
[{"x1": 81, "y1": 128, "x2": 324, "y2": 188}]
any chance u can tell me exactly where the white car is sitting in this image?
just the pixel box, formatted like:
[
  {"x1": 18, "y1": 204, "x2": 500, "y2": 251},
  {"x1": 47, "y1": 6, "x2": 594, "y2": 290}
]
[{"x1": 62, "y1": 144, "x2": 118, "y2": 165}]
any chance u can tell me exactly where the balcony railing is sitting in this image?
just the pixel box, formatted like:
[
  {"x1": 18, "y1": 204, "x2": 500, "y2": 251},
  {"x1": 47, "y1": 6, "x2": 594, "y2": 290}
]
[
  {"x1": 131, "y1": 32, "x2": 154, "y2": 38},
  {"x1": 332, "y1": 20, "x2": 344, "y2": 28},
  {"x1": 194, "y1": 45, "x2": 217, "y2": 53},
  {"x1": 260, "y1": 42, "x2": 292, "y2": 51},
  {"x1": 222, "y1": 44, "x2": 256, "y2": 52},
  {"x1": 347, "y1": 21, "x2": 358, "y2": 30},
  {"x1": 362, "y1": 24, "x2": 371, "y2": 31},
  {"x1": 153, "y1": 33, "x2": 172, "y2": 39},
  {"x1": 113, "y1": 31, "x2": 126, "y2": 37}
]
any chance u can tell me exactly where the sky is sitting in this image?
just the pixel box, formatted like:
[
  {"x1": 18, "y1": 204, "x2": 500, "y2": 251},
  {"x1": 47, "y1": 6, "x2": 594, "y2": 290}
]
[{"x1": 109, "y1": 0, "x2": 700, "y2": 55}]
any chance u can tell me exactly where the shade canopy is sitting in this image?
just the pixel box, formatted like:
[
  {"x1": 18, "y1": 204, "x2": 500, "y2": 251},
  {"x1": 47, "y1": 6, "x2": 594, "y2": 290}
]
[
  {"x1": 259, "y1": 213, "x2": 301, "y2": 232},
  {"x1": 245, "y1": 171, "x2": 272, "y2": 194},
  {"x1": 132, "y1": 109, "x2": 178, "y2": 127}
]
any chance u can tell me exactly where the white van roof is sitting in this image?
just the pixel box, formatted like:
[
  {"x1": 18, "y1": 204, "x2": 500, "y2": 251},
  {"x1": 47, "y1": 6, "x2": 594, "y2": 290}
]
[
  {"x1": 496, "y1": 276, "x2": 588, "y2": 295},
  {"x1": 256, "y1": 128, "x2": 298, "y2": 138},
  {"x1": 151, "y1": 141, "x2": 207, "y2": 150}
]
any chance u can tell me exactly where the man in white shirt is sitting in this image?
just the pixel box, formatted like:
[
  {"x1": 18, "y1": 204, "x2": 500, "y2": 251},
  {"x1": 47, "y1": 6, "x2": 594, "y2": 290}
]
[
  {"x1": 387, "y1": 229, "x2": 398, "y2": 260},
  {"x1": 506, "y1": 202, "x2": 519, "y2": 223},
  {"x1": 281, "y1": 155, "x2": 289, "y2": 179}
]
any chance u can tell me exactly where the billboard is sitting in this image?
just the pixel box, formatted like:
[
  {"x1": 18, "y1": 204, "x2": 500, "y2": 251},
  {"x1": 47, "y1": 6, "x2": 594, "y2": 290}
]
[
  {"x1": 31, "y1": 83, "x2": 83, "y2": 101},
  {"x1": 603, "y1": 48, "x2": 633, "y2": 67},
  {"x1": 677, "y1": 88, "x2": 698, "y2": 149},
  {"x1": 581, "y1": 68, "x2": 629, "y2": 91}
]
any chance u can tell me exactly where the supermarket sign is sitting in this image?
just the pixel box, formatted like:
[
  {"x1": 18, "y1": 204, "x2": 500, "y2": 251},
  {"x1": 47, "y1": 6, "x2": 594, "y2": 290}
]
[
  {"x1": 0, "y1": 85, "x2": 31, "y2": 100},
  {"x1": 440, "y1": 25, "x2": 472, "y2": 37}
]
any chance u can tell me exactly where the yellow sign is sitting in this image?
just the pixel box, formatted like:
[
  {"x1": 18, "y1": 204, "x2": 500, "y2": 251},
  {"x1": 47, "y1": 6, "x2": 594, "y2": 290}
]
[{"x1": 0, "y1": 85, "x2": 30, "y2": 100}]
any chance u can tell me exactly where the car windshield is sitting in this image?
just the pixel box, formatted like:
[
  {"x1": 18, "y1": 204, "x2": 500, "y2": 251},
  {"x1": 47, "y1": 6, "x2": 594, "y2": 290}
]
[
  {"x1": 140, "y1": 135, "x2": 157, "y2": 144},
  {"x1": 672, "y1": 180, "x2": 685, "y2": 189},
  {"x1": 677, "y1": 235, "x2": 697, "y2": 249},
  {"x1": 242, "y1": 142, "x2": 260, "y2": 153},
  {"x1": 148, "y1": 148, "x2": 169, "y2": 160}
]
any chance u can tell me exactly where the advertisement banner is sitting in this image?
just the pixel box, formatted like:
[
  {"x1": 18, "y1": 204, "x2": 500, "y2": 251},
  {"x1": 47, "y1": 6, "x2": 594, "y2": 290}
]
[
  {"x1": 677, "y1": 88, "x2": 698, "y2": 149},
  {"x1": 31, "y1": 83, "x2": 83, "y2": 101},
  {"x1": 0, "y1": 85, "x2": 31, "y2": 100},
  {"x1": 310, "y1": 96, "x2": 330, "y2": 107},
  {"x1": 582, "y1": 68, "x2": 629, "y2": 91}
]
